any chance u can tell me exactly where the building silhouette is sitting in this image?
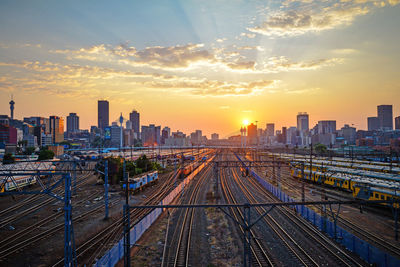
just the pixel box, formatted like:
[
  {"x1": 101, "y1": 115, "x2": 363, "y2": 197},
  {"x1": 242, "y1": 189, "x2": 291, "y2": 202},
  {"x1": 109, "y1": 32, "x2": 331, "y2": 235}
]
[
  {"x1": 66, "y1": 113, "x2": 79, "y2": 133},
  {"x1": 297, "y1": 112, "x2": 309, "y2": 132},
  {"x1": 129, "y1": 110, "x2": 140, "y2": 136},
  {"x1": 377, "y1": 105, "x2": 393, "y2": 131},
  {"x1": 98, "y1": 100, "x2": 109, "y2": 130}
]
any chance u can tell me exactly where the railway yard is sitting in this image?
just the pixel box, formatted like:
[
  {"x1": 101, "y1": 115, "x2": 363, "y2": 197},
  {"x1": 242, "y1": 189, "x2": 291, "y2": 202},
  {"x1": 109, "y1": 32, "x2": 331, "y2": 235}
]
[{"x1": 1, "y1": 148, "x2": 400, "y2": 266}]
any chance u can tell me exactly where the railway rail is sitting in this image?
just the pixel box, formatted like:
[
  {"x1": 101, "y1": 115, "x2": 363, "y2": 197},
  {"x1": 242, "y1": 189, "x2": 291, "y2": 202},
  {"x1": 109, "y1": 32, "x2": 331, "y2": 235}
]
[{"x1": 220, "y1": 166, "x2": 275, "y2": 266}]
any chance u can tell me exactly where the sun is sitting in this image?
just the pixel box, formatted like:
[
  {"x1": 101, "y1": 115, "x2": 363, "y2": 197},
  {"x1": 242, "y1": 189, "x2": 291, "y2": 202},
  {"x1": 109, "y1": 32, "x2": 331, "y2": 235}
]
[{"x1": 242, "y1": 119, "x2": 250, "y2": 126}]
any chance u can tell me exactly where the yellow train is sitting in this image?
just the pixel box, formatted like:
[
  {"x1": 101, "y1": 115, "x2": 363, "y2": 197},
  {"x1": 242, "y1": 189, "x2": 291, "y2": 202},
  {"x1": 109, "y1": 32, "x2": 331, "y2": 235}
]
[{"x1": 290, "y1": 167, "x2": 400, "y2": 207}]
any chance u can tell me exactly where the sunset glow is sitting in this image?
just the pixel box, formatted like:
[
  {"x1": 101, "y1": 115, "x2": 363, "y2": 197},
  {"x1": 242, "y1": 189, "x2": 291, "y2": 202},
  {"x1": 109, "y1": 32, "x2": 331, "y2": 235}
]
[{"x1": 0, "y1": 1, "x2": 399, "y2": 136}]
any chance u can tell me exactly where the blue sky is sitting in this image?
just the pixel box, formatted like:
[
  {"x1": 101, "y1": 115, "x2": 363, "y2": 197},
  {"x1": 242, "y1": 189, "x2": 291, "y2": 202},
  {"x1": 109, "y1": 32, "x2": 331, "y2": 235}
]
[{"x1": 0, "y1": 0, "x2": 399, "y2": 136}]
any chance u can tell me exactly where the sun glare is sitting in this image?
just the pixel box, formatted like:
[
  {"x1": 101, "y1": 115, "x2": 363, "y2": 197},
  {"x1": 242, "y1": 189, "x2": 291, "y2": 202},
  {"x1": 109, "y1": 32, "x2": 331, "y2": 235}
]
[{"x1": 242, "y1": 119, "x2": 249, "y2": 126}]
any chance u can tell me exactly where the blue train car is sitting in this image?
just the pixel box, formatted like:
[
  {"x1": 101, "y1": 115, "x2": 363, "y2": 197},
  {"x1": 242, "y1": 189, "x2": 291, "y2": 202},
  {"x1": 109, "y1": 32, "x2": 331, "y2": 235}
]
[{"x1": 122, "y1": 171, "x2": 158, "y2": 193}]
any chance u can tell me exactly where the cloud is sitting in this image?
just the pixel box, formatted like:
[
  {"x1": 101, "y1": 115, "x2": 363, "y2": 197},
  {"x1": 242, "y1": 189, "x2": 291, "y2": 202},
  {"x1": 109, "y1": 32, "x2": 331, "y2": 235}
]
[
  {"x1": 144, "y1": 79, "x2": 276, "y2": 97},
  {"x1": 263, "y1": 56, "x2": 343, "y2": 72},
  {"x1": 331, "y1": 48, "x2": 358, "y2": 55},
  {"x1": 248, "y1": 6, "x2": 369, "y2": 37},
  {"x1": 0, "y1": 59, "x2": 279, "y2": 97},
  {"x1": 50, "y1": 42, "x2": 342, "y2": 74}
]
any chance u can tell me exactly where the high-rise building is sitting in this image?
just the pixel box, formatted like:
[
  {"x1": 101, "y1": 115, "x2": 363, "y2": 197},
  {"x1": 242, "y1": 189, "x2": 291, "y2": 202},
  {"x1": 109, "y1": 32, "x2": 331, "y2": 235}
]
[
  {"x1": 297, "y1": 112, "x2": 309, "y2": 132},
  {"x1": 98, "y1": 100, "x2": 109, "y2": 130},
  {"x1": 126, "y1": 120, "x2": 132, "y2": 130},
  {"x1": 0, "y1": 124, "x2": 17, "y2": 145},
  {"x1": 339, "y1": 124, "x2": 356, "y2": 145},
  {"x1": 247, "y1": 123, "x2": 257, "y2": 145},
  {"x1": 367, "y1": 117, "x2": 380, "y2": 131},
  {"x1": 266, "y1": 123, "x2": 275, "y2": 137},
  {"x1": 129, "y1": 110, "x2": 140, "y2": 135},
  {"x1": 141, "y1": 124, "x2": 161, "y2": 146},
  {"x1": 110, "y1": 125, "x2": 122, "y2": 147},
  {"x1": 161, "y1": 127, "x2": 170, "y2": 145},
  {"x1": 211, "y1": 133, "x2": 219, "y2": 140},
  {"x1": 395, "y1": 116, "x2": 400, "y2": 130},
  {"x1": 282, "y1": 127, "x2": 287, "y2": 144},
  {"x1": 66, "y1": 113, "x2": 79, "y2": 133},
  {"x1": 49, "y1": 116, "x2": 64, "y2": 143},
  {"x1": 377, "y1": 105, "x2": 393, "y2": 131},
  {"x1": 317, "y1": 121, "x2": 336, "y2": 134}
]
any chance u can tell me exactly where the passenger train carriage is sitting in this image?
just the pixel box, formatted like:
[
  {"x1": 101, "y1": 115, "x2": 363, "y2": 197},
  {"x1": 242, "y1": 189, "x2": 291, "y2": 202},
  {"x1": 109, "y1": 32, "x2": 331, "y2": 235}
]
[
  {"x1": 290, "y1": 166, "x2": 400, "y2": 207},
  {"x1": 122, "y1": 171, "x2": 158, "y2": 193},
  {"x1": 0, "y1": 160, "x2": 58, "y2": 193}
]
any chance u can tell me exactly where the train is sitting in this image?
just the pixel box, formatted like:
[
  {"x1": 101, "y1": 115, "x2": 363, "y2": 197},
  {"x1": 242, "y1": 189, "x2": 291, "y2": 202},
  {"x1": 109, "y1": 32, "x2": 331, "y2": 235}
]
[
  {"x1": 290, "y1": 166, "x2": 400, "y2": 207},
  {"x1": 122, "y1": 171, "x2": 158, "y2": 193},
  {"x1": 271, "y1": 153, "x2": 400, "y2": 175},
  {"x1": 0, "y1": 160, "x2": 58, "y2": 193}
]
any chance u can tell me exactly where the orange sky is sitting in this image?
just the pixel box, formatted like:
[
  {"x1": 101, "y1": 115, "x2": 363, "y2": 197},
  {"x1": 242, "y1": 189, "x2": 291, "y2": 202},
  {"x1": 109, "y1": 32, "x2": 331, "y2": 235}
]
[{"x1": 0, "y1": 1, "x2": 399, "y2": 137}]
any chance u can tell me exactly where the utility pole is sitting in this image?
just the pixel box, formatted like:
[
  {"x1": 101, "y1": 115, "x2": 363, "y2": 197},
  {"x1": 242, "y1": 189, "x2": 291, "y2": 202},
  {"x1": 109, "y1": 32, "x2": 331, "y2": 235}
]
[
  {"x1": 301, "y1": 162, "x2": 305, "y2": 202},
  {"x1": 104, "y1": 160, "x2": 109, "y2": 220},
  {"x1": 123, "y1": 160, "x2": 131, "y2": 267},
  {"x1": 310, "y1": 143, "x2": 313, "y2": 181}
]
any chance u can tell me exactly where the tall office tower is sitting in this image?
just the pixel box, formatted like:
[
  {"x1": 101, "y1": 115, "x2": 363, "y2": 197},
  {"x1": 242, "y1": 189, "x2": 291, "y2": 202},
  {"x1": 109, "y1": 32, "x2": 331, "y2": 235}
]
[
  {"x1": 395, "y1": 116, "x2": 400, "y2": 130},
  {"x1": 49, "y1": 116, "x2": 64, "y2": 143},
  {"x1": 247, "y1": 123, "x2": 257, "y2": 145},
  {"x1": 9, "y1": 96, "x2": 15, "y2": 120},
  {"x1": 367, "y1": 117, "x2": 380, "y2": 131},
  {"x1": 141, "y1": 124, "x2": 161, "y2": 146},
  {"x1": 297, "y1": 112, "x2": 309, "y2": 132},
  {"x1": 282, "y1": 127, "x2": 287, "y2": 144},
  {"x1": 317, "y1": 120, "x2": 336, "y2": 134},
  {"x1": 129, "y1": 110, "x2": 140, "y2": 135},
  {"x1": 211, "y1": 133, "x2": 219, "y2": 140},
  {"x1": 377, "y1": 105, "x2": 393, "y2": 131},
  {"x1": 98, "y1": 100, "x2": 109, "y2": 130},
  {"x1": 66, "y1": 113, "x2": 79, "y2": 133},
  {"x1": 266, "y1": 123, "x2": 275, "y2": 137}
]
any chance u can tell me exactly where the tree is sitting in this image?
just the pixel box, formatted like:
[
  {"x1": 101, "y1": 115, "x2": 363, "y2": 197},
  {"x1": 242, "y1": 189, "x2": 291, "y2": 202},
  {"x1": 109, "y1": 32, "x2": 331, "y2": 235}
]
[
  {"x1": 3, "y1": 153, "x2": 15, "y2": 164},
  {"x1": 24, "y1": 147, "x2": 36, "y2": 155},
  {"x1": 38, "y1": 149, "x2": 55, "y2": 160},
  {"x1": 91, "y1": 136, "x2": 103, "y2": 148},
  {"x1": 314, "y1": 143, "x2": 327, "y2": 155}
]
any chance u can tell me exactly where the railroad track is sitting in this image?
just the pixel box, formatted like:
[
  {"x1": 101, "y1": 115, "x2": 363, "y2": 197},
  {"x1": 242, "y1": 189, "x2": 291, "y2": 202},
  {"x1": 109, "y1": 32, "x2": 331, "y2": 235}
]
[
  {"x1": 0, "y1": 190, "x2": 117, "y2": 261},
  {"x1": 257, "y1": 158, "x2": 400, "y2": 257},
  {"x1": 0, "y1": 171, "x2": 93, "y2": 228},
  {"x1": 52, "y1": 169, "x2": 182, "y2": 266},
  {"x1": 170, "y1": 164, "x2": 211, "y2": 267},
  {"x1": 237, "y1": 167, "x2": 366, "y2": 267},
  {"x1": 220, "y1": 168, "x2": 275, "y2": 267}
]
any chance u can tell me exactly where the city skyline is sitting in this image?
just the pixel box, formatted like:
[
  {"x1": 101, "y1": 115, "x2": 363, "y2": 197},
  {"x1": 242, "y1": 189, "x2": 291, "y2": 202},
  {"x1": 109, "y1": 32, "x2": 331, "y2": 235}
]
[
  {"x1": 1, "y1": 97, "x2": 400, "y2": 137},
  {"x1": 0, "y1": 1, "x2": 400, "y2": 136}
]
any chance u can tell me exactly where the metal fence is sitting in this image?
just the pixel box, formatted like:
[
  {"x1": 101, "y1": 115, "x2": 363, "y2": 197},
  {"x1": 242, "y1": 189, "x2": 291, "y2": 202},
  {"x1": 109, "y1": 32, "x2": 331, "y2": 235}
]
[{"x1": 93, "y1": 157, "x2": 213, "y2": 267}]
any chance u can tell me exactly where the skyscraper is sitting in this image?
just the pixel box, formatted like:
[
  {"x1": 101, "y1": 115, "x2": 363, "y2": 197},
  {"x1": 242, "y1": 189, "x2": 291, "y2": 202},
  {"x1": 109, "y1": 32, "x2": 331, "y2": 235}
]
[
  {"x1": 247, "y1": 123, "x2": 257, "y2": 145},
  {"x1": 297, "y1": 112, "x2": 309, "y2": 132},
  {"x1": 129, "y1": 110, "x2": 140, "y2": 135},
  {"x1": 49, "y1": 116, "x2": 64, "y2": 143},
  {"x1": 367, "y1": 117, "x2": 380, "y2": 131},
  {"x1": 266, "y1": 123, "x2": 275, "y2": 137},
  {"x1": 377, "y1": 105, "x2": 393, "y2": 131},
  {"x1": 66, "y1": 113, "x2": 79, "y2": 133},
  {"x1": 98, "y1": 100, "x2": 109, "y2": 130},
  {"x1": 317, "y1": 121, "x2": 336, "y2": 134},
  {"x1": 141, "y1": 124, "x2": 161, "y2": 146}
]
